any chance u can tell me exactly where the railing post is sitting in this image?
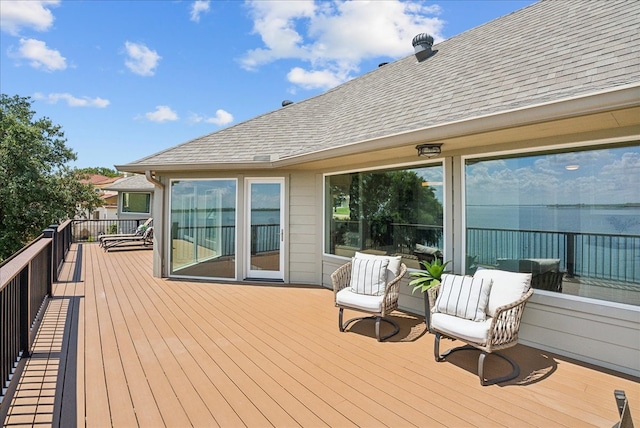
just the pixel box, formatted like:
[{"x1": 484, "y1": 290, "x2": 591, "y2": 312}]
[
  {"x1": 43, "y1": 228, "x2": 57, "y2": 284},
  {"x1": 566, "y1": 232, "x2": 575, "y2": 278},
  {"x1": 19, "y1": 268, "x2": 30, "y2": 358}
]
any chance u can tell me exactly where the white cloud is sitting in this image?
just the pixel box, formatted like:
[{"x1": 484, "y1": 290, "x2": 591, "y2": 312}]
[
  {"x1": 466, "y1": 148, "x2": 640, "y2": 206},
  {"x1": 189, "y1": 109, "x2": 234, "y2": 126},
  {"x1": 241, "y1": 0, "x2": 444, "y2": 90},
  {"x1": 145, "y1": 106, "x2": 178, "y2": 122},
  {"x1": 0, "y1": 0, "x2": 59, "y2": 35},
  {"x1": 10, "y1": 38, "x2": 66, "y2": 71},
  {"x1": 206, "y1": 109, "x2": 233, "y2": 125},
  {"x1": 124, "y1": 41, "x2": 161, "y2": 76},
  {"x1": 33, "y1": 92, "x2": 109, "y2": 108},
  {"x1": 190, "y1": 0, "x2": 210, "y2": 22},
  {"x1": 287, "y1": 67, "x2": 343, "y2": 90}
]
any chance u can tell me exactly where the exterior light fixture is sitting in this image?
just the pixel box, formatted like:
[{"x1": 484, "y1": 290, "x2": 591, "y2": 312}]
[{"x1": 416, "y1": 143, "x2": 442, "y2": 158}]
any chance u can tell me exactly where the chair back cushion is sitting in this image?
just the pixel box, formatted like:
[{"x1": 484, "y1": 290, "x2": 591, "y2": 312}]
[
  {"x1": 474, "y1": 269, "x2": 531, "y2": 317},
  {"x1": 349, "y1": 257, "x2": 389, "y2": 296},
  {"x1": 434, "y1": 274, "x2": 492, "y2": 321},
  {"x1": 354, "y1": 252, "x2": 402, "y2": 283}
]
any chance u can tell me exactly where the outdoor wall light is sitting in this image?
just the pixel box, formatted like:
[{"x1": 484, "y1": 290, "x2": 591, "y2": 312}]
[{"x1": 416, "y1": 143, "x2": 442, "y2": 158}]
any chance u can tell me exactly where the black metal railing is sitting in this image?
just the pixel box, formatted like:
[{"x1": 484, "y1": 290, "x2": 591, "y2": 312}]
[
  {"x1": 467, "y1": 227, "x2": 640, "y2": 283},
  {"x1": 172, "y1": 224, "x2": 280, "y2": 257},
  {"x1": 250, "y1": 224, "x2": 280, "y2": 254},
  {"x1": 329, "y1": 220, "x2": 444, "y2": 255},
  {"x1": 71, "y1": 218, "x2": 150, "y2": 243},
  {"x1": 0, "y1": 221, "x2": 72, "y2": 414}
]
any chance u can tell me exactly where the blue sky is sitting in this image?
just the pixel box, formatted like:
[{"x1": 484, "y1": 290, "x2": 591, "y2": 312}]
[{"x1": 0, "y1": 0, "x2": 535, "y2": 169}]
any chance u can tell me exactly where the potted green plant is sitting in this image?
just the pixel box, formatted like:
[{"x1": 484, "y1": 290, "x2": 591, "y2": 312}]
[
  {"x1": 408, "y1": 259, "x2": 450, "y2": 293},
  {"x1": 408, "y1": 259, "x2": 450, "y2": 331}
]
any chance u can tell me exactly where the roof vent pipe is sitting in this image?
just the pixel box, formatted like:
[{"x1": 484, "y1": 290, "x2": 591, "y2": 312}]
[{"x1": 412, "y1": 33, "x2": 434, "y2": 62}]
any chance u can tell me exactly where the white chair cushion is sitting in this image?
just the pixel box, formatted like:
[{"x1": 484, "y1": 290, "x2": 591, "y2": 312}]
[
  {"x1": 431, "y1": 312, "x2": 492, "y2": 345},
  {"x1": 336, "y1": 288, "x2": 383, "y2": 313},
  {"x1": 354, "y1": 252, "x2": 402, "y2": 283},
  {"x1": 434, "y1": 274, "x2": 492, "y2": 321},
  {"x1": 474, "y1": 269, "x2": 531, "y2": 317},
  {"x1": 349, "y1": 256, "x2": 389, "y2": 295}
]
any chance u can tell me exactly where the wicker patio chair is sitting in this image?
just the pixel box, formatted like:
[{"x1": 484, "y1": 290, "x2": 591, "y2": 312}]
[
  {"x1": 531, "y1": 270, "x2": 564, "y2": 292},
  {"x1": 429, "y1": 269, "x2": 533, "y2": 385},
  {"x1": 332, "y1": 253, "x2": 407, "y2": 341}
]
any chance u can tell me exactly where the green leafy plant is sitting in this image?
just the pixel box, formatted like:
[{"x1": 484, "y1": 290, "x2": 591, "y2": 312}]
[{"x1": 408, "y1": 259, "x2": 451, "y2": 294}]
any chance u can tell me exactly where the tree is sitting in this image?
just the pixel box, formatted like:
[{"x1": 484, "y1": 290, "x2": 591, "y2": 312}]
[
  {"x1": 77, "y1": 166, "x2": 122, "y2": 178},
  {"x1": 0, "y1": 94, "x2": 103, "y2": 261},
  {"x1": 348, "y1": 169, "x2": 443, "y2": 248}
]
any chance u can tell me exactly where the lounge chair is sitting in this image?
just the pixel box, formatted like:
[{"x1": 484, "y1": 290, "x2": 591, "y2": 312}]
[
  {"x1": 98, "y1": 218, "x2": 152, "y2": 247},
  {"x1": 102, "y1": 226, "x2": 153, "y2": 252},
  {"x1": 332, "y1": 252, "x2": 407, "y2": 341}
]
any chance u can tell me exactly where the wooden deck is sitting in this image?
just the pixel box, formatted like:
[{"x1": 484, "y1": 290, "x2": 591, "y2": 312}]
[{"x1": 3, "y1": 243, "x2": 639, "y2": 427}]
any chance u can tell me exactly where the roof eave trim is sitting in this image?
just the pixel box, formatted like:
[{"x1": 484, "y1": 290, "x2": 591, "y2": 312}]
[{"x1": 115, "y1": 161, "x2": 276, "y2": 174}]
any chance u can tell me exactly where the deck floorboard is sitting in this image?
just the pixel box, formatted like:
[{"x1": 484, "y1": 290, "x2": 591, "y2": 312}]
[{"x1": 3, "y1": 243, "x2": 639, "y2": 427}]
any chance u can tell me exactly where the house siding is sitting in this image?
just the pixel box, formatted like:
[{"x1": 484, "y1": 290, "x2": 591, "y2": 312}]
[
  {"x1": 521, "y1": 294, "x2": 640, "y2": 377},
  {"x1": 288, "y1": 172, "x2": 319, "y2": 284}
]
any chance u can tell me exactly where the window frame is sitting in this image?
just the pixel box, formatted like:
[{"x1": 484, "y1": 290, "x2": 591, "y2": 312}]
[
  {"x1": 323, "y1": 159, "x2": 447, "y2": 261},
  {"x1": 121, "y1": 192, "x2": 152, "y2": 214},
  {"x1": 167, "y1": 178, "x2": 239, "y2": 281},
  {"x1": 460, "y1": 139, "x2": 640, "y2": 305}
]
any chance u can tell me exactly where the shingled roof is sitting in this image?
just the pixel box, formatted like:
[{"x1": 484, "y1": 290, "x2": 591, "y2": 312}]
[
  {"x1": 118, "y1": 0, "x2": 640, "y2": 172},
  {"x1": 103, "y1": 174, "x2": 155, "y2": 192}
]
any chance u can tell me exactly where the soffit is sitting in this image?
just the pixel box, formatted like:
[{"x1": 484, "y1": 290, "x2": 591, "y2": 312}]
[{"x1": 284, "y1": 106, "x2": 640, "y2": 171}]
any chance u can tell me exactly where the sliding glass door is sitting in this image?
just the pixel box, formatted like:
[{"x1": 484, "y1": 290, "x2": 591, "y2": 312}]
[{"x1": 170, "y1": 179, "x2": 237, "y2": 279}]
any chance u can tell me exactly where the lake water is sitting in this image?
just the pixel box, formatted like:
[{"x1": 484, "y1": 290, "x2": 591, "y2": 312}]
[{"x1": 467, "y1": 205, "x2": 640, "y2": 236}]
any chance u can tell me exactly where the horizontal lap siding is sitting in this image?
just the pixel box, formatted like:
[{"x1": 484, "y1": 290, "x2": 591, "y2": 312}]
[
  {"x1": 521, "y1": 295, "x2": 640, "y2": 377},
  {"x1": 288, "y1": 173, "x2": 319, "y2": 284}
]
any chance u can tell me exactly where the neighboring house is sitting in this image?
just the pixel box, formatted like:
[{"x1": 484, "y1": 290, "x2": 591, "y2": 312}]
[
  {"x1": 79, "y1": 174, "x2": 120, "y2": 219},
  {"x1": 117, "y1": 1, "x2": 640, "y2": 376},
  {"x1": 103, "y1": 174, "x2": 155, "y2": 221},
  {"x1": 98, "y1": 191, "x2": 118, "y2": 219}
]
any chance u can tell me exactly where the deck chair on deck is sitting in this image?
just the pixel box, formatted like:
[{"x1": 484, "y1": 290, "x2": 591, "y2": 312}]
[
  {"x1": 332, "y1": 252, "x2": 407, "y2": 341},
  {"x1": 428, "y1": 268, "x2": 533, "y2": 385},
  {"x1": 98, "y1": 218, "x2": 152, "y2": 247},
  {"x1": 102, "y1": 226, "x2": 153, "y2": 252}
]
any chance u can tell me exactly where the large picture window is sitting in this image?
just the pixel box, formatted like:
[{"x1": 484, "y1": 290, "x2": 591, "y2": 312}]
[
  {"x1": 122, "y1": 192, "x2": 151, "y2": 214},
  {"x1": 170, "y1": 179, "x2": 237, "y2": 279},
  {"x1": 325, "y1": 164, "x2": 444, "y2": 270},
  {"x1": 465, "y1": 143, "x2": 640, "y2": 306}
]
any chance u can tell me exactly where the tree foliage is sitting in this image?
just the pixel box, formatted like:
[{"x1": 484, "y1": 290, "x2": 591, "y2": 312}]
[
  {"x1": 0, "y1": 94, "x2": 103, "y2": 261},
  {"x1": 349, "y1": 170, "x2": 443, "y2": 248},
  {"x1": 77, "y1": 166, "x2": 122, "y2": 178}
]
